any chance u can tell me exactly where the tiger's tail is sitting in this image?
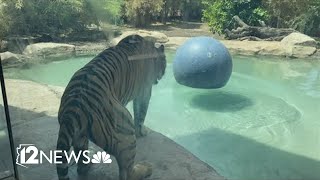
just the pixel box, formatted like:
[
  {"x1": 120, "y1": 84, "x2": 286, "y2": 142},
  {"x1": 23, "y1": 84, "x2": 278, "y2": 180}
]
[{"x1": 56, "y1": 120, "x2": 74, "y2": 180}]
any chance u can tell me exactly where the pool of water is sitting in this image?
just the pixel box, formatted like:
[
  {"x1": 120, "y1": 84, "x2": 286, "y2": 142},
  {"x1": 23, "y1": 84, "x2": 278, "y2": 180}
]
[{"x1": 4, "y1": 53, "x2": 320, "y2": 180}]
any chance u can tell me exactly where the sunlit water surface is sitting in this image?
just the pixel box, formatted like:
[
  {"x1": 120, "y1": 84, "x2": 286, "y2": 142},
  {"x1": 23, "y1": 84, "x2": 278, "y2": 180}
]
[{"x1": 4, "y1": 53, "x2": 320, "y2": 180}]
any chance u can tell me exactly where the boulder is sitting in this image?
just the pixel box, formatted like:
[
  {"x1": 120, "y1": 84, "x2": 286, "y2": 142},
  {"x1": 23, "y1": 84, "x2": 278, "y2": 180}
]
[
  {"x1": 64, "y1": 29, "x2": 108, "y2": 42},
  {"x1": 281, "y1": 32, "x2": 317, "y2": 47},
  {"x1": 23, "y1": 42, "x2": 75, "y2": 60},
  {"x1": 313, "y1": 49, "x2": 320, "y2": 58},
  {"x1": 0, "y1": 51, "x2": 22, "y2": 66},
  {"x1": 281, "y1": 32, "x2": 317, "y2": 58},
  {"x1": 6, "y1": 36, "x2": 39, "y2": 54},
  {"x1": 0, "y1": 40, "x2": 8, "y2": 53},
  {"x1": 110, "y1": 30, "x2": 169, "y2": 46},
  {"x1": 286, "y1": 46, "x2": 317, "y2": 58},
  {"x1": 74, "y1": 42, "x2": 109, "y2": 56}
]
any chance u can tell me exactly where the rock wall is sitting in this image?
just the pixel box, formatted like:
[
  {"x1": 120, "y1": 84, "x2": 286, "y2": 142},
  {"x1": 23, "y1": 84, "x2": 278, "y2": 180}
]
[
  {"x1": 166, "y1": 33, "x2": 320, "y2": 59},
  {"x1": 1, "y1": 31, "x2": 319, "y2": 69}
]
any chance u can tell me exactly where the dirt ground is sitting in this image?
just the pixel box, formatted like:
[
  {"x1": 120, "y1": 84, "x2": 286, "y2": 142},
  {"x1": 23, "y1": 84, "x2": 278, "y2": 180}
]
[{"x1": 120, "y1": 21, "x2": 223, "y2": 39}]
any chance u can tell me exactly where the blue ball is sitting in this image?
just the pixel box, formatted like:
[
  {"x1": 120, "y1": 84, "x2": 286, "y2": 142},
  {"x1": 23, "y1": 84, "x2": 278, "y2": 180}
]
[{"x1": 173, "y1": 36, "x2": 232, "y2": 89}]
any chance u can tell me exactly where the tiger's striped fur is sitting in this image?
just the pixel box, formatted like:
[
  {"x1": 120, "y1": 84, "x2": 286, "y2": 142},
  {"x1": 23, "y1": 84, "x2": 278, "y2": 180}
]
[{"x1": 56, "y1": 35, "x2": 166, "y2": 180}]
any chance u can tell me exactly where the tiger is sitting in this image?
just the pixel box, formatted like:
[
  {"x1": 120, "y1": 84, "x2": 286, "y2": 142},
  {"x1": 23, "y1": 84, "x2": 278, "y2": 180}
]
[{"x1": 56, "y1": 34, "x2": 166, "y2": 180}]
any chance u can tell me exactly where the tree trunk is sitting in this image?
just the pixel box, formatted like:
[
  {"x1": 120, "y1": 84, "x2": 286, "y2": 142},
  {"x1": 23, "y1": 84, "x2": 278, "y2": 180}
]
[
  {"x1": 225, "y1": 16, "x2": 295, "y2": 41},
  {"x1": 161, "y1": 0, "x2": 168, "y2": 25},
  {"x1": 135, "y1": 11, "x2": 151, "y2": 28}
]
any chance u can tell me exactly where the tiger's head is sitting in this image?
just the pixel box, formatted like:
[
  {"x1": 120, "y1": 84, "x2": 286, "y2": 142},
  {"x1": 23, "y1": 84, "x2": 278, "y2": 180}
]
[{"x1": 117, "y1": 34, "x2": 166, "y2": 84}]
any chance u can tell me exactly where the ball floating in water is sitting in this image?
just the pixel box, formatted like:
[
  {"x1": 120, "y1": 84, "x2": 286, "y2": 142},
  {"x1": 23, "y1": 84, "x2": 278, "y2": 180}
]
[{"x1": 173, "y1": 36, "x2": 232, "y2": 89}]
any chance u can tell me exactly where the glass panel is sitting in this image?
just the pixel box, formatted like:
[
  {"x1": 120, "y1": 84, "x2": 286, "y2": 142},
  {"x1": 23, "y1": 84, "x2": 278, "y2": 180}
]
[
  {"x1": 0, "y1": 83, "x2": 14, "y2": 179},
  {"x1": 1, "y1": 1, "x2": 320, "y2": 180}
]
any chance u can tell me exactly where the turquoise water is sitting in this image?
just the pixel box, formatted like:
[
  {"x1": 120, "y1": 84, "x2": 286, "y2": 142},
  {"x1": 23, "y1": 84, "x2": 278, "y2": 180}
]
[{"x1": 4, "y1": 54, "x2": 320, "y2": 180}]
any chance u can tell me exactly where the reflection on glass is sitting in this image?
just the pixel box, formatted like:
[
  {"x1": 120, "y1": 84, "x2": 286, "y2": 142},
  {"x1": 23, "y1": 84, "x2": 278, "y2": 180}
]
[{"x1": 0, "y1": 84, "x2": 14, "y2": 179}]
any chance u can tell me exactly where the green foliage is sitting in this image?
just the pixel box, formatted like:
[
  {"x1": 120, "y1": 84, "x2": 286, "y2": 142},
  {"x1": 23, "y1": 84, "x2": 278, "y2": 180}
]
[
  {"x1": 291, "y1": 5, "x2": 320, "y2": 36},
  {"x1": 202, "y1": 0, "x2": 233, "y2": 34},
  {"x1": 202, "y1": 0, "x2": 269, "y2": 34},
  {"x1": 267, "y1": 0, "x2": 320, "y2": 36},
  {"x1": 1, "y1": 0, "x2": 319, "y2": 38},
  {"x1": 0, "y1": 3, "x2": 10, "y2": 39},
  {"x1": 264, "y1": 0, "x2": 306, "y2": 28},
  {"x1": 87, "y1": 0, "x2": 123, "y2": 25},
  {"x1": 265, "y1": 0, "x2": 320, "y2": 36}
]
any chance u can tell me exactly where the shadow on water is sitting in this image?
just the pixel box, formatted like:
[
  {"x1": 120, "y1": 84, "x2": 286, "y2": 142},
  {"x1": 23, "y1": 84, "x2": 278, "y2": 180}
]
[
  {"x1": 190, "y1": 91, "x2": 254, "y2": 112},
  {"x1": 174, "y1": 128, "x2": 320, "y2": 180}
]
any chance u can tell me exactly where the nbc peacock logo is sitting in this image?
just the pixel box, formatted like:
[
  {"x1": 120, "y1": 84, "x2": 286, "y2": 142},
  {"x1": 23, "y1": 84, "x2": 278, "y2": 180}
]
[
  {"x1": 91, "y1": 151, "x2": 112, "y2": 164},
  {"x1": 16, "y1": 144, "x2": 112, "y2": 168}
]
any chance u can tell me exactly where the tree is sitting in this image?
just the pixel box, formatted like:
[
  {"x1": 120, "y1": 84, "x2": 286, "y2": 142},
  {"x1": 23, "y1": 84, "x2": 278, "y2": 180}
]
[
  {"x1": 160, "y1": 0, "x2": 203, "y2": 24},
  {"x1": 124, "y1": 0, "x2": 164, "y2": 27},
  {"x1": 181, "y1": 0, "x2": 203, "y2": 21}
]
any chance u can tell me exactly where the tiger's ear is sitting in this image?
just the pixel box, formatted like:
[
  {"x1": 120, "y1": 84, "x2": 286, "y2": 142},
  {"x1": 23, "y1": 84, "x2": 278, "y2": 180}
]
[
  {"x1": 155, "y1": 43, "x2": 164, "y2": 52},
  {"x1": 160, "y1": 45, "x2": 164, "y2": 53}
]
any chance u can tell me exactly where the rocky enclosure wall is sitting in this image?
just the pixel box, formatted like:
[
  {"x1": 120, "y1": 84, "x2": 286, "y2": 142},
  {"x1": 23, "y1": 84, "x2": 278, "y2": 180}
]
[{"x1": 1, "y1": 31, "x2": 319, "y2": 68}]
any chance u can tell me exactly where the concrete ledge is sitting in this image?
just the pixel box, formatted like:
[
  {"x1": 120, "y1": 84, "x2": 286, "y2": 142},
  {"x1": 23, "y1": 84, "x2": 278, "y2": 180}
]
[{"x1": 12, "y1": 115, "x2": 224, "y2": 180}]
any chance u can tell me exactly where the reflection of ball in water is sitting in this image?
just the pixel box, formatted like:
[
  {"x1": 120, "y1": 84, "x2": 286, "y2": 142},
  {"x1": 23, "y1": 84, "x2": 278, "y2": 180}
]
[{"x1": 173, "y1": 36, "x2": 233, "y2": 89}]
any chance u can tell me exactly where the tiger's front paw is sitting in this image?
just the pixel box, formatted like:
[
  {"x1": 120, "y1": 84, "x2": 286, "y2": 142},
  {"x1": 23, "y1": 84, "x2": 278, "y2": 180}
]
[
  {"x1": 130, "y1": 162, "x2": 152, "y2": 180},
  {"x1": 135, "y1": 125, "x2": 150, "y2": 138}
]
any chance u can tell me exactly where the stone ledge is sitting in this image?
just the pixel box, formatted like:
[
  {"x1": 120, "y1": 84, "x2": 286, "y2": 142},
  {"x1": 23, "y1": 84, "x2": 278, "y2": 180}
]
[{"x1": 12, "y1": 116, "x2": 224, "y2": 180}]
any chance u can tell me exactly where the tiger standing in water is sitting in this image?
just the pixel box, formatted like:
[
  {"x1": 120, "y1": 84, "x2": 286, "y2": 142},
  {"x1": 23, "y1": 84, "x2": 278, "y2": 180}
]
[{"x1": 56, "y1": 35, "x2": 166, "y2": 180}]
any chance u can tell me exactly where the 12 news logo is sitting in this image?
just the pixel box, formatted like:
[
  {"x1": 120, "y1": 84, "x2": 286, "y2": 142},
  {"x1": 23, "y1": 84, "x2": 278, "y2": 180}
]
[{"x1": 16, "y1": 144, "x2": 112, "y2": 168}]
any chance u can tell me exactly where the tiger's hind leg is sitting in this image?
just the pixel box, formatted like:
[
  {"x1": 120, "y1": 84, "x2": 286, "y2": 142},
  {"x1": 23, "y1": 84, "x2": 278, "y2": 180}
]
[
  {"x1": 73, "y1": 136, "x2": 91, "y2": 176},
  {"x1": 112, "y1": 100, "x2": 152, "y2": 180},
  {"x1": 56, "y1": 123, "x2": 73, "y2": 180},
  {"x1": 115, "y1": 135, "x2": 152, "y2": 180}
]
